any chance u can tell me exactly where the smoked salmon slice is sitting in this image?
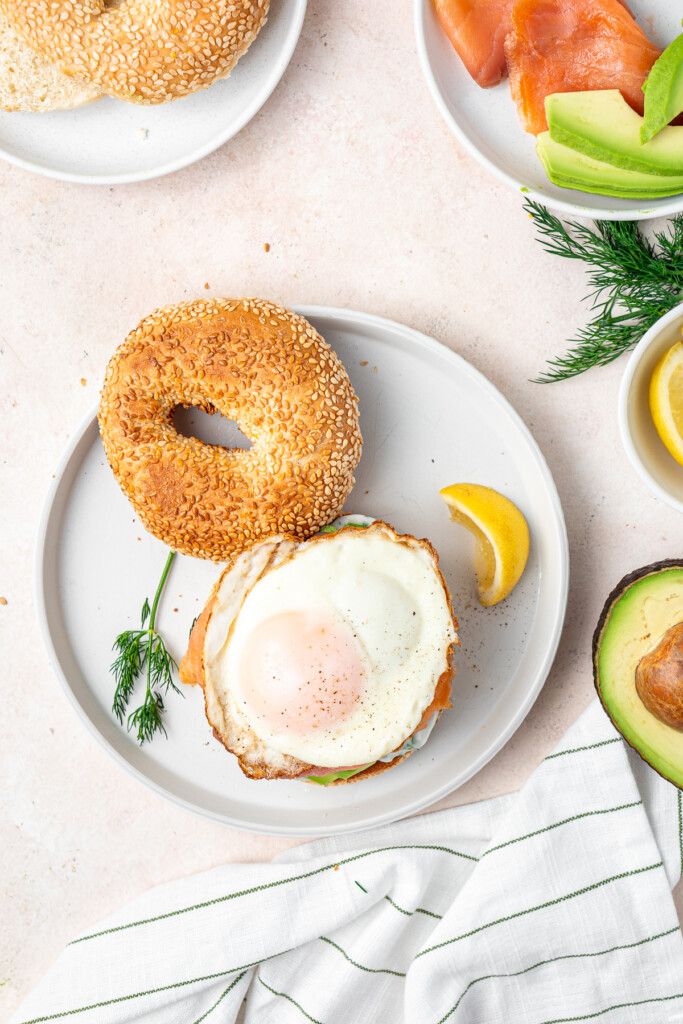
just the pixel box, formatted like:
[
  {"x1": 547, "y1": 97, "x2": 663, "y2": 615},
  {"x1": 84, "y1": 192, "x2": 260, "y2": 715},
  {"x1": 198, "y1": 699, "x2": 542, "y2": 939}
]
[
  {"x1": 505, "y1": 0, "x2": 661, "y2": 135},
  {"x1": 433, "y1": 0, "x2": 516, "y2": 88}
]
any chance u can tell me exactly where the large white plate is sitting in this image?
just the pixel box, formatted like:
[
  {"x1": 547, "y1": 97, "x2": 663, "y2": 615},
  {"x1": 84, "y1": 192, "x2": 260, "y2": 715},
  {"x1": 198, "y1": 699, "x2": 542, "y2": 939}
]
[
  {"x1": 35, "y1": 306, "x2": 568, "y2": 836},
  {"x1": 415, "y1": 0, "x2": 683, "y2": 221},
  {"x1": 0, "y1": 0, "x2": 306, "y2": 184}
]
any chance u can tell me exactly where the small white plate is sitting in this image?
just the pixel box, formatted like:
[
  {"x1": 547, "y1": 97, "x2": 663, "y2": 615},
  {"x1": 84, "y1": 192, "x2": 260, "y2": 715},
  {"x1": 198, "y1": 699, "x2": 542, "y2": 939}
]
[
  {"x1": 0, "y1": 0, "x2": 306, "y2": 184},
  {"x1": 619, "y1": 302, "x2": 683, "y2": 513},
  {"x1": 415, "y1": 0, "x2": 683, "y2": 221},
  {"x1": 35, "y1": 306, "x2": 568, "y2": 836}
]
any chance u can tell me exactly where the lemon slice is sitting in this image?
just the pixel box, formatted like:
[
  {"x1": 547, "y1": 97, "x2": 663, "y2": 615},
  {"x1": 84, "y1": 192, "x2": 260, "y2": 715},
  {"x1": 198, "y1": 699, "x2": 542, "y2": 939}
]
[
  {"x1": 439, "y1": 483, "x2": 530, "y2": 606},
  {"x1": 649, "y1": 340, "x2": 683, "y2": 466}
]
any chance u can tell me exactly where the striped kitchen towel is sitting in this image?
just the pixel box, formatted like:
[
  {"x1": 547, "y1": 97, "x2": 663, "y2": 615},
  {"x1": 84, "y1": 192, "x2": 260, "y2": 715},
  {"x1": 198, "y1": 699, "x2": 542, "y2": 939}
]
[{"x1": 10, "y1": 699, "x2": 683, "y2": 1024}]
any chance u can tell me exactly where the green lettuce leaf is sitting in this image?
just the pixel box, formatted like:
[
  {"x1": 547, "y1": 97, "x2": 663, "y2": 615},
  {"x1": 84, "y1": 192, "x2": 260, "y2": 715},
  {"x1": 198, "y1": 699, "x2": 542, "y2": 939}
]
[
  {"x1": 318, "y1": 521, "x2": 369, "y2": 535},
  {"x1": 307, "y1": 764, "x2": 373, "y2": 785}
]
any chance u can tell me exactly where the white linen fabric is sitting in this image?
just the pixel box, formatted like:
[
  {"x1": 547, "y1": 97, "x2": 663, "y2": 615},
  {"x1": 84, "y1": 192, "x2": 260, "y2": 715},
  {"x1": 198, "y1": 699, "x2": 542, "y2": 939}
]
[{"x1": 10, "y1": 700, "x2": 683, "y2": 1024}]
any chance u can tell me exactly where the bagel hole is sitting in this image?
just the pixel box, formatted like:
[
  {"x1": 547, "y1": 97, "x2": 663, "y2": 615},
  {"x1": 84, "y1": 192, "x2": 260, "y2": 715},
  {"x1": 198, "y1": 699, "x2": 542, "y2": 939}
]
[{"x1": 173, "y1": 405, "x2": 252, "y2": 451}]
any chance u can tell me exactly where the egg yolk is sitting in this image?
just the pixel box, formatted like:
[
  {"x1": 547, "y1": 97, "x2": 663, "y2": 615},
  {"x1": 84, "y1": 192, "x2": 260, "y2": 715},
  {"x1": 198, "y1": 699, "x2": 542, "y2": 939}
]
[{"x1": 238, "y1": 610, "x2": 366, "y2": 733}]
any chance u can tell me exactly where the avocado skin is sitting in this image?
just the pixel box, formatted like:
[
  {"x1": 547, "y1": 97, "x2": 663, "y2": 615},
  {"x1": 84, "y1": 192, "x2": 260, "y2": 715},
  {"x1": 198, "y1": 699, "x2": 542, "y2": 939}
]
[{"x1": 593, "y1": 559, "x2": 683, "y2": 788}]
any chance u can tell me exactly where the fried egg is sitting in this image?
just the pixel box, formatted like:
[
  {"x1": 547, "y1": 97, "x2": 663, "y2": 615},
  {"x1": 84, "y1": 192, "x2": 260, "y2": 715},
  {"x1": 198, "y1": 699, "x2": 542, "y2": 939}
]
[{"x1": 183, "y1": 518, "x2": 459, "y2": 779}]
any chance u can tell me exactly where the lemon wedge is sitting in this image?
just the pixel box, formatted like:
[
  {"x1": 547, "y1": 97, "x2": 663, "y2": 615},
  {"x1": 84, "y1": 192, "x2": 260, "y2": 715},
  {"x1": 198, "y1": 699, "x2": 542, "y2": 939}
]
[
  {"x1": 439, "y1": 483, "x2": 530, "y2": 606},
  {"x1": 649, "y1": 339, "x2": 683, "y2": 466}
]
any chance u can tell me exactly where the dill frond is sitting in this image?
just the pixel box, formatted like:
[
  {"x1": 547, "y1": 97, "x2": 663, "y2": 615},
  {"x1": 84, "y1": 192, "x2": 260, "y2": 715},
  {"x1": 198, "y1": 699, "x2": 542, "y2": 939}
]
[
  {"x1": 109, "y1": 550, "x2": 181, "y2": 744},
  {"x1": 525, "y1": 200, "x2": 683, "y2": 382}
]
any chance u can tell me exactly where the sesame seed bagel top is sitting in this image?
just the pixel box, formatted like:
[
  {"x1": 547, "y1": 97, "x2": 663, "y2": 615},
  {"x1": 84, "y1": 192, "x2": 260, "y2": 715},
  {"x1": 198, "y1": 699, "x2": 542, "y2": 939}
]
[
  {"x1": 0, "y1": 0, "x2": 269, "y2": 104},
  {"x1": 98, "y1": 298, "x2": 363, "y2": 562}
]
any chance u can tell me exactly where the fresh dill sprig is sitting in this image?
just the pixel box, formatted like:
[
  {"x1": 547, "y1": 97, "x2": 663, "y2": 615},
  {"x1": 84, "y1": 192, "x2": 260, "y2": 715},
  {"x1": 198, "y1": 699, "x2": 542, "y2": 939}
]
[
  {"x1": 110, "y1": 550, "x2": 181, "y2": 744},
  {"x1": 525, "y1": 199, "x2": 683, "y2": 382}
]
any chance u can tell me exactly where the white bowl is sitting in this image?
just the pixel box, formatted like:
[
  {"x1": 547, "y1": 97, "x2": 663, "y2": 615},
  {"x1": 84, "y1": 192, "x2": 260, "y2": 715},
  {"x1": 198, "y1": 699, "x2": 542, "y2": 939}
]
[
  {"x1": 414, "y1": 0, "x2": 683, "y2": 221},
  {"x1": 619, "y1": 303, "x2": 683, "y2": 513}
]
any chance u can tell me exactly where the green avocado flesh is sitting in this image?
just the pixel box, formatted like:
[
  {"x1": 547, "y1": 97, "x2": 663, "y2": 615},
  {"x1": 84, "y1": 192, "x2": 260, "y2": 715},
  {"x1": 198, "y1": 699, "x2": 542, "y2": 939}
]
[
  {"x1": 307, "y1": 765, "x2": 373, "y2": 785},
  {"x1": 318, "y1": 523, "x2": 368, "y2": 534},
  {"x1": 642, "y1": 33, "x2": 683, "y2": 145},
  {"x1": 594, "y1": 564, "x2": 683, "y2": 788},
  {"x1": 537, "y1": 133, "x2": 683, "y2": 198},
  {"x1": 546, "y1": 90, "x2": 683, "y2": 176}
]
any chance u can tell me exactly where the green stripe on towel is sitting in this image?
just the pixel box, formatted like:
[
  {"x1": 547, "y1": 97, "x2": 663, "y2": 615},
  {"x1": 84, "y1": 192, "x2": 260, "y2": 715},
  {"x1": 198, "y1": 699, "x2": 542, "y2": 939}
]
[
  {"x1": 70, "y1": 844, "x2": 477, "y2": 945},
  {"x1": 191, "y1": 972, "x2": 247, "y2": 1024},
  {"x1": 384, "y1": 895, "x2": 442, "y2": 919},
  {"x1": 17, "y1": 967, "x2": 250, "y2": 1024},
  {"x1": 481, "y1": 801, "x2": 642, "y2": 858},
  {"x1": 320, "y1": 937, "x2": 407, "y2": 977},
  {"x1": 435, "y1": 927, "x2": 680, "y2": 1023},
  {"x1": 258, "y1": 978, "x2": 324, "y2": 1024},
  {"x1": 416, "y1": 862, "x2": 662, "y2": 959},
  {"x1": 537, "y1": 992, "x2": 683, "y2": 1024},
  {"x1": 545, "y1": 738, "x2": 621, "y2": 760}
]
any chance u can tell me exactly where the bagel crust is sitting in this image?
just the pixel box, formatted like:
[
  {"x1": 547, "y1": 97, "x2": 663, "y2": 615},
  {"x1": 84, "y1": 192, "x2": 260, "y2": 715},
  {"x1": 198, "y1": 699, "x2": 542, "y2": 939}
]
[
  {"x1": 0, "y1": 0, "x2": 269, "y2": 104},
  {"x1": 98, "y1": 298, "x2": 363, "y2": 562}
]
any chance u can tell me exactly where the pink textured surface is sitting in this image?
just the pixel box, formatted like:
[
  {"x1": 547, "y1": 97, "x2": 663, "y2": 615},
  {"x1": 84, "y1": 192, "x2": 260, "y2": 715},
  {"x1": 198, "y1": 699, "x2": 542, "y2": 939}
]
[{"x1": 0, "y1": 0, "x2": 681, "y2": 1015}]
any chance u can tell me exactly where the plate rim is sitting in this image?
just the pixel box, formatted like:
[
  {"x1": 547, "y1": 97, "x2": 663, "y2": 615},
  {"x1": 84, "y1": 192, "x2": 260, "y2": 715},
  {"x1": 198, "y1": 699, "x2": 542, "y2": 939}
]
[
  {"x1": 413, "y1": 0, "x2": 682, "y2": 222},
  {"x1": 34, "y1": 303, "x2": 569, "y2": 836},
  {"x1": 0, "y1": 0, "x2": 307, "y2": 185}
]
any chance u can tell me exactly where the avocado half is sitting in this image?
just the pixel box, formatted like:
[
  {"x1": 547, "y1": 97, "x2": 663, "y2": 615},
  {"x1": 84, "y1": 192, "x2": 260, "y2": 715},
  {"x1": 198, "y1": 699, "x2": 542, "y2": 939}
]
[{"x1": 593, "y1": 560, "x2": 683, "y2": 788}]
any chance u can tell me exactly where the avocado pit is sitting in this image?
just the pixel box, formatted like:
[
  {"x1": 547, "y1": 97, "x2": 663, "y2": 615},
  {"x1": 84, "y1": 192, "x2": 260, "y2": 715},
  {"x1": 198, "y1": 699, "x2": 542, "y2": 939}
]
[{"x1": 635, "y1": 622, "x2": 683, "y2": 731}]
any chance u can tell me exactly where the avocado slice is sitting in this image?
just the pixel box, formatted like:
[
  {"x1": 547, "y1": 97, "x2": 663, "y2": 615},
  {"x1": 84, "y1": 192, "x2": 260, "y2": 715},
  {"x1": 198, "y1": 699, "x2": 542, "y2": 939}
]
[
  {"x1": 537, "y1": 133, "x2": 683, "y2": 198},
  {"x1": 593, "y1": 561, "x2": 683, "y2": 788},
  {"x1": 642, "y1": 33, "x2": 683, "y2": 144},
  {"x1": 546, "y1": 90, "x2": 683, "y2": 176},
  {"x1": 307, "y1": 765, "x2": 373, "y2": 785}
]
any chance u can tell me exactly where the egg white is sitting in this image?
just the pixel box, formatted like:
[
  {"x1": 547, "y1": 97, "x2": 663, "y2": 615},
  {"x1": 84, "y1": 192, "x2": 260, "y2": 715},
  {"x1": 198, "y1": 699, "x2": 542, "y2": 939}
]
[{"x1": 203, "y1": 522, "x2": 457, "y2": 769}]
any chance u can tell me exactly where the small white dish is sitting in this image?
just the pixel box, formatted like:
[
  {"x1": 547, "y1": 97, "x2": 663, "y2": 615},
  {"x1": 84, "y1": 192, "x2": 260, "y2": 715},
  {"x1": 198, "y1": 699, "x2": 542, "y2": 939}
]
[
  {"x1": 414, "y1": 0, "x2": 683, "y2": 221},
  {"x1": 35, "y1": 306, "x2": 568, "y2": 836},
  {"x1": 0, "y1": 0, "x2": 306, "y2": 184},
  {"x1": 619, "y1": 303, "x2": 683, "y2": 513}
]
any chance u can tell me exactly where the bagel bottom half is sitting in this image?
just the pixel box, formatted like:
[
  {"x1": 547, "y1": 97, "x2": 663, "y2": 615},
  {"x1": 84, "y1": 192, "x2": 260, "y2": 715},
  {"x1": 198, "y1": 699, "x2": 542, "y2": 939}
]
[{"x1": 180, "y1": 517, "x2": 459, "y2": 784}]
